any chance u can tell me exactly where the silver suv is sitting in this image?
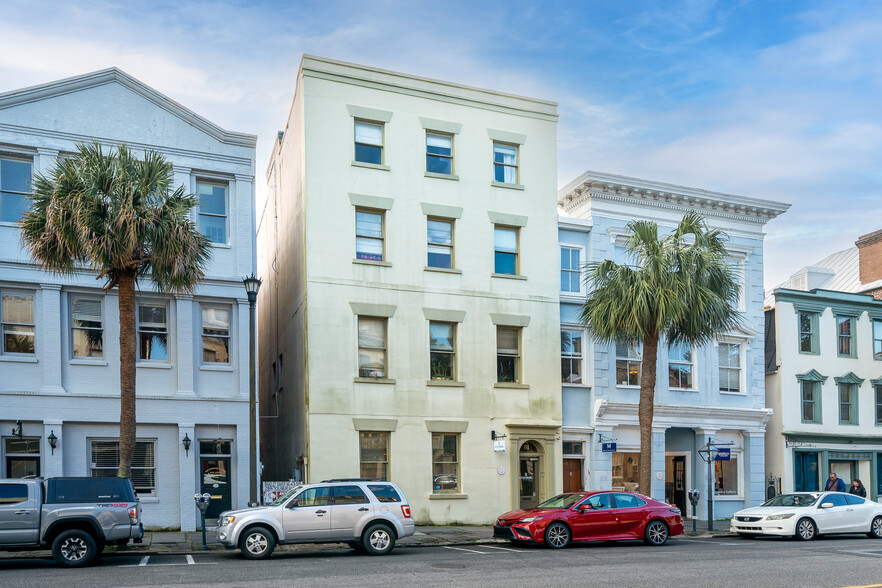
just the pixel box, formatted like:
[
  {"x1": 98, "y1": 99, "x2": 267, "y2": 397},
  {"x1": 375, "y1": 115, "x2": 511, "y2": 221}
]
[{"x1": 216, "y1": 479, "x2": 414, "y2": 559}]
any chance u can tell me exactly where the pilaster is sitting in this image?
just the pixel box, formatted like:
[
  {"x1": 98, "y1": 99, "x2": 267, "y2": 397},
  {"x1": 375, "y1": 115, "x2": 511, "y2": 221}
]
[
  {"x1": 651, "y1": 426, "x2": 669, "y2": 501},
  {"x1": 178, "y1": 423, "x2": 197, "y2": 532},
  {"x1": 234, "y1": 174, "x2": 254, "y2": 276},
  {"x1": 743, "y1": 430, "x2": 766, "y2": 507},
  {"x1": 237, "y1": 299, "x2": 249, "y2": 400},
  {"x1": 39, "y1": 284, "x2": 64, "y2": 394},
  {"x1": 176, "y1": 295, "x2": 196, "y2": 397},
  {"x1": 591, "y1": 427, "x2": 614, "y2": 491},
  {"x1": 694, "y1": 428, "x2": 719, "y2": 520},
  {"x1": 42, "y1": 420, "x2": 63, "y2": 478}
]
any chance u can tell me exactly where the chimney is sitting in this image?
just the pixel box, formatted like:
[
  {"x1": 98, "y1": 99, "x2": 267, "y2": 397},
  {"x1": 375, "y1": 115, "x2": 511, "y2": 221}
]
[{"x1": 856, "y1": 229, "x2": 882, "y2": 299}]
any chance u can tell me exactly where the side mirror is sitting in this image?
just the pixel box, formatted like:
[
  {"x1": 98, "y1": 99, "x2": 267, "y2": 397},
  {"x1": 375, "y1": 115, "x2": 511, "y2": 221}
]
[
  {"x1": 577, "y1": 504, "x2": 592, "y2": 511},
  {"x1": 287, "y1": 499, "x2": 300, "y2": 509},
  {"x1": 819, "y1": 502, "x2": 834, "y2": 509}
]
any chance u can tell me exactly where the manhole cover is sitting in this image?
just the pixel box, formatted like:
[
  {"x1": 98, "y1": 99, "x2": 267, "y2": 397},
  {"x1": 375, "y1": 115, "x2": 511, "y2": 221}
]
[{"x1": 432, "y1": 563, "x2": 465, "y2": 569}]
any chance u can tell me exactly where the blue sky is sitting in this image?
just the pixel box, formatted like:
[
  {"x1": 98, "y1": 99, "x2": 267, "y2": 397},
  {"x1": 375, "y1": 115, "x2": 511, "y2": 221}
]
[{"x1": 1, "y1": 0, "x2": 880, "y2": 288}]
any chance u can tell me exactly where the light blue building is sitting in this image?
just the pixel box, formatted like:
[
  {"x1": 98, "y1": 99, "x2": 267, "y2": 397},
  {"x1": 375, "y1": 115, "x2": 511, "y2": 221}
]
[{"x1": 558, "y1": 170, "x2": 789, "y2": 520}]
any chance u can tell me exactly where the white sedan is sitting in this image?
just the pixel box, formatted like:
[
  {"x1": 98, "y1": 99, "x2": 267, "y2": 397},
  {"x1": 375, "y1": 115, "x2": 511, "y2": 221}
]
[{"x1": 731, "y1": 492, "x2": 882, "y2": 541}]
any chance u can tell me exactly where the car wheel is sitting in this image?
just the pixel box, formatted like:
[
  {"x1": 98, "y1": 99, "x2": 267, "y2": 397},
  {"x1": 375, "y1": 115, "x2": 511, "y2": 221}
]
[
  {"x1": 544, "y1": 522, "x2": 570, "y2": 549},
  {"x1": 239, "y1": 526, "x2": 276, "y2": 560},
  {"x1": 362, "y1": 523, "x2": 396, "y2": 556},
  {"x1": 643, "y1": 520, "x2": 669, "y2": 546},
  {"x1": 868, "y1": 516, "x2": 882, "y2": 539},
  {"x1": 794, "y1": 518, "x2": 817, "y2": 541},
  {"x1": 52, "y1": 529, "x2": 98, "y2": 567}
]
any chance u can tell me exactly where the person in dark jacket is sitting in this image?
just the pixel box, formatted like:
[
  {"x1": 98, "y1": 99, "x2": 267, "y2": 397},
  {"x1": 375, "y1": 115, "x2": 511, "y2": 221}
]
[
  {"x1": 826, "y1": 472, "x2": 846, "y2": 492},
  {"x1": 849, "y1": 479, "x2": 867, "y2": 498}
]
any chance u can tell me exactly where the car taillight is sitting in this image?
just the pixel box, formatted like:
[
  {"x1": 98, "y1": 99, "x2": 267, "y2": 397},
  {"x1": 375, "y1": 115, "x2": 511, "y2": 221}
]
[
  {"x1": 401, "y1": 504, "x2": 411, "y2": 518},
  {"x1": 129, "y1": 507, "x2": 139, "y2": 523}
]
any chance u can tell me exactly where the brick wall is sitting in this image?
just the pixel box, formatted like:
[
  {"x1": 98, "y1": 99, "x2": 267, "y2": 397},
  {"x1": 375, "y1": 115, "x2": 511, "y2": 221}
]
[{"x1": 856, "y1": 229, "x2": 882, "y2": 285}]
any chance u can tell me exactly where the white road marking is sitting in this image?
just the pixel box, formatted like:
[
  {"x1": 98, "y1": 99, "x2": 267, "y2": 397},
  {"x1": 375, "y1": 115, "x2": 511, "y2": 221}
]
[
  {"x1": 482, "y1": 545, "x2": 526, "y2": 553},
  {"x1": 139, "y1": 556, "x2": 149, "y2": 566},
  {"x1": 186, "y1": 554, "x2": 195, "y2": 565},
  {"x1": 442, "y1": 546, "x2": 488, "y2": 555}
]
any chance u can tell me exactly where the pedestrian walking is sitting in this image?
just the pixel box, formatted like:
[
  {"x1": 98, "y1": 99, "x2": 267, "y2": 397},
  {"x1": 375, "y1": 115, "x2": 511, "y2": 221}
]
[
  {"x1": 826, "y1": 472, "x2": 846, "y2": 492},
  {"x1": 849, "y1": 479, "x2": 867, "y2": 498}
]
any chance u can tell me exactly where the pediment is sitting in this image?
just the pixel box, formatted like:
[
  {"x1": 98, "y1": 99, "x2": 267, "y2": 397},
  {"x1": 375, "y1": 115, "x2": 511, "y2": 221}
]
[
  {"x1": 795, "y1": 369, "x2": 828, "y2": 383},
  {"x1": 834, "y1": 372, "x2": 865, "y2": 386}
]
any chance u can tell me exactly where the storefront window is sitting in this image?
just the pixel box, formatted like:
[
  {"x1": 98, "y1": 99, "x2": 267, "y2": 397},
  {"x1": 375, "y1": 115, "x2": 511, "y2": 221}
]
[
  {"x1": 611, "y1": 452, "x2": 641, "y2": 492},
  {"x1": 714, "y1": 455, "x2": 739, "y2": 496}
]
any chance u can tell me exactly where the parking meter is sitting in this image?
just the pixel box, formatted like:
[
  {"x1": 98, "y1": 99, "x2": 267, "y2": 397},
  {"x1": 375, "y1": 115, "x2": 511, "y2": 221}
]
[
  {"x1": 194, "y1": 493, "x2": 211, "y2": 550},
  {"x1": 687, "y1": 489, "x2": 701, "y2": 534}
]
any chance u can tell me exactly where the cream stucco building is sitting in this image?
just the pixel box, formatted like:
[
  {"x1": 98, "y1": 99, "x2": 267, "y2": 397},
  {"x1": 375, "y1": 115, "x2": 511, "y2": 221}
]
[{"x1": 257, "y1": 56, "x2": 562, "y2": 523}]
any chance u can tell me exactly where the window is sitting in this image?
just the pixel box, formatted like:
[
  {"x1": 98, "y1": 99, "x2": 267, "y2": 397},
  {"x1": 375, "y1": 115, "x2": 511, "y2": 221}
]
[
  {"x1": 668, "y1": 342, "x2": 693, "y2": 389},
  {"x1": 71, "y1": 297, "x2": 103, "y2": 358},
  {"x1": 354, "y1": 121, "x2": 383, "y2": 165},
  {"x1": 0, "y1": 484, "x2": 28, "y2": 504},
  {"x1": 90, "y1": 440, "x2": 155, "y2": 496},
  {"x1": 613, "y1": 493, "x2": 646, "y2": 508},
  {"x1": 580, "y1": 493, "x2": 613, "y2": 509},
  {"x1": 197, "y1": 181, "x2": 227, "y2": 244},
  {"x1": 616, "y1": 342, "x2": 642, "y2": 386},
  {"x1": 718, "y1": 343, "x2": 741, "y2": 393},
  {"x1": 0, "y1": 156, "x2": 32, "y2": 223},
  {"x1": 714, "y1": 455, "x2": 739, "y2": 496},
  {"x1": 611, "y1": 453, "x2": 641, "y2": 492},
  {"x1": 801, "y1": 380, "x2": 821, "y2": 424},
  {"x1": 560, "y1": 246, "x2": 582, "y2": 293},
  {"x1": 202, "y1": 306, "x2": 230, "y2": 363},
  {"x1": 426, "y1": 133, "x2": 452, "y2": 175},
  {"x1": 874, "y1": 320, "x2": 882, "y2": 360},
  {"x1": 357, "y1": 317, "x2": 387, "y2": 378},
  {"x1": 332, "y1": 485, "x2": 368, "y2": 505},
  {"x1": 839, "y1": 383, "x2": 858, "y2": 424},
  {"x1": 5, "y1": 438, "x2": 40, "y2": 478},
  {"x1": 563, "y1": 441, "x2": 584, "y2": 455},
  {"x1": 432, "y1": 433, "x2": 459, "y2": 494},
  {"x1": 837, "y1": 316, "x2": 855, "y2": 357},
  {"x1": 291, "y1": 486, "x2": 330, "y2": 507},
  {"x1": 799, "y1": 311, "x2": 819, "y2": 354},
  {"x1": 199, "y1": 440, "x2": 231, "y2": 455},
  {"x1": 430, "y1": 322, "x2": 455, "y2": 380},
  {"x1": 427, "y1": 219, "x2": 453, "y2": 269},
  {"x1": 367, "y1": 484, "x2": 401, "y2": 503},
  {"x1": 876, "y1": 385, "x2": 882, "y2": 425},
  {"x1": 494, "y1": 226, "x2": 518, "y2": 275},
  {"x1": 496, "y1": 326, "x2": 520, "y2": 383},
  {"x1": 355, "y1": 209, "x2": 384, "y2": 262},
  {"x1": 359, "y1": 432, "x2": 388, "y2": 480},
  {"x1": 493, "y1": 142, "x2": 518, "y2": 184},
  {"x1": 138, "y1": 304, "x2": 168, "y2": 361},
  {"x1": 1, "y1": 292, "x2": 35, "y2": 354},
  {"x1": 561, "y1": 329, "x2": 583, "y2": 384}
]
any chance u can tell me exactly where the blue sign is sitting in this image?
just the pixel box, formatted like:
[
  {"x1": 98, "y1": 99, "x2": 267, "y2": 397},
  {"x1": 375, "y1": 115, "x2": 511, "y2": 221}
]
[
  {"x1": 715, "y1": 448, "x2": 731, "y2": 461},
  {"x1": 602, "y1": 442, "x2": 616, "y2": 452}
]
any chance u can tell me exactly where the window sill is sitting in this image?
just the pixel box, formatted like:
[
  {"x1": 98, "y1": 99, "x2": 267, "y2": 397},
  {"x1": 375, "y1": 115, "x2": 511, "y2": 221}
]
[
  {"x1": 353, "y1": 259, "x2": 392, "y2": 268},
  {"x1": 719, "y1": 391, "x2": 746, "y2": 396},
  {"x1": 425, "y1": 171, "x2": 459, "y2": 181},
  {"x1": 491, "y1": 181, "x2": 524, "y2": 191},
  {"x1": 200, "y1": 364, "x2": 234, "y2": 372},
  {"x1": 494, "y1": 382, "x2": 529, "y2": 389},
  {"x1": 560, "y1": 293, "x2": 586, "y2": 302},
  {"x1": 838, "y1": 422, "x2": 859, "y2": 426},
  {"x1": 210, "y1": 243, "x2": 231, "y2": 249},
  {"x1": 670, "y1": 387, "x2": 699, "y2": 392},
  {"x1": 562, "y1": 383, "x2": 591, "y2": 388},
  {"x1": 351, "y1": 160, "x2": 390, "y2": 172},
  {"x1": 70, "y1": 358, "x2": 108, "y2": 366},
  {"x1": 491, "y1": 273, "x2": 527, "y2": 281},
  {"x1": 713, "y1": 495, "x2": 744, "y2": 501},
  {"x1": 424, "y1": 266, "x2": 462, "y2": 275},
  {"x1": 138, "y1": 497, "x2": 159, "y2": 503},
  {"x1": 426, "y1": 380, "x2": 465, "y2": 388},
  {"x1": 798, "y1": 350, "x2": 820, "y2": 356},
  {"x1": 0, "y1": 355, "x2": 38, "y2": 363},
  {"x1": 354, "y1": 377, "x2": 396, "y2": 385},
  {"x1": 616, "y1": 385, "x2": 640, "y2": 390},
  {"x1": 137, "y1": 362, "x2": 173, "y2": 369},
  {"x1": 428, "y1": 493, "x2": 468, "y2": 500}
]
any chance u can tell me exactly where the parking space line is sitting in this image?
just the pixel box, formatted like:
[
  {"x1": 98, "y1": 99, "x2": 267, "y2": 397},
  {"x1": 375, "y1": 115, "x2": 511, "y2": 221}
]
[
  {"x1": 139, "y1": 556, "x2": 149, "y2": 566},
  {"x1": 186, "y1": 554, "x2": 195, "y2": 565},
  {"x1": 482, "y1": 545, "x2": 526, "y2": 553},
  {"x1": 443, "y1": 546, "x2": 488, "y2": 555}
]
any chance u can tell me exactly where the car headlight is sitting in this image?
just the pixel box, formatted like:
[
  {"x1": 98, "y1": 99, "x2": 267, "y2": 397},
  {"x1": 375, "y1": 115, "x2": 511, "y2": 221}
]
[
  {"x1": 220, "y1": 515, "x2": 236, "y2": 526},
  {"x1": 518, "y1": 516, "x2": 544, "y2": 523},
  {"x1": 766, "y1": 513, "x2": 794, "y2": 521}
]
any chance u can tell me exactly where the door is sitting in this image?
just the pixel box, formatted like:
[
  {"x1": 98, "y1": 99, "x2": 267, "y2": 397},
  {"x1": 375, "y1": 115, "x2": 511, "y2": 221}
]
[
  {"x1": 5, "y1": 457, "x2": 39, "y2": 479},
  {"x1": 283, "y1": 486, "x2": 331, "y2": 541},
  {"x1": 665, "y1": 456, "x2": 687, "y2": 515},
  {"x1": 612, "y1": 493, "x2": 647, "y2": 537},
  {"x1": 519, "y1": 457, "x2": 540, "y2": 509},
  {"x1": 814, "y1": 493, "x2": 851, "y2": 533},
  {"x1": 563, "y1": 459, "x2": 583, "y2": 493},
  {"x1": 329, "y1": 485, "x2": 373, "y2": 539},
  {"x1": 570, "y1": 493, "x2": 617, "y2": 540},
  {"x1": 0, "y1": 482, "x2": 38, "y2": 545},
  {"x1": 829, "y1": 461, "x2": 853, "y2": 488},
  {"x1": 844, "y1": 494, "x2": 873, "y2": 531},
  {"x1": 201, "y1": 457, "x2": 232, "y2": 520}
]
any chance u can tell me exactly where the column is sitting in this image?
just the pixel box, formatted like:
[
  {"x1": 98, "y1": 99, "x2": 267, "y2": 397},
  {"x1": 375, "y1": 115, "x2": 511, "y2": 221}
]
[
  {"x1": 42, "y1": 420, "x2": 63, "y2": 478},
  {"x1": 591, "y1": 427, "x2": 614, "y2": 491},
  {"x1": 651, "y1": 426, "x2": 668, "y2": 501},
  {"x1": 234, "y1": 174, "x2": 255, "y2": 276},
  {"x1": 34, "y1": 148, "x2": 59, "y2": 174},
  {"x1": 694, "y1": 428, "x2": 718, "y2": 520},
  {"x1": 178, "y1": 423, "x2": 197, "y2": 532},
  {"x1": 176, "y1": 295, "x2": 195, "y2": 397},
  {"x1": 39, "y1": 284, "x2": 64, "y2": 394},
  {"x1": 744, "y1": 431, "x2": 766, "y2": 507}
]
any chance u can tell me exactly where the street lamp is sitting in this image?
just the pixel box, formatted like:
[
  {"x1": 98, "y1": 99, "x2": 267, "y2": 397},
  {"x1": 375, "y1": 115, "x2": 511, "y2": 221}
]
[{"x1": 242, "y1": 274, "x2": 262, "y2": 507}]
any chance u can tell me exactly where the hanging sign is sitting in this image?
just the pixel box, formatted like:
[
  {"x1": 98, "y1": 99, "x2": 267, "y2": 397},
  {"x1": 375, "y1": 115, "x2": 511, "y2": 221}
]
[
  {"x1": 493, "y1": 439, "x2": 506, "y2": 453},
  {"x1": 602, "y1": 442, "x2": 616, "y2": 452},
  {"x1": 714, "y1": 448, "x2": 731, "y2": 461}
]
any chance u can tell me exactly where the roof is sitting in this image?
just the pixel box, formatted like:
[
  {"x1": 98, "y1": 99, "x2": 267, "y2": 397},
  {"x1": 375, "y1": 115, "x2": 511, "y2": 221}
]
[{"x1": 766, "y1": 247, "x2": 862, "y2": 307}]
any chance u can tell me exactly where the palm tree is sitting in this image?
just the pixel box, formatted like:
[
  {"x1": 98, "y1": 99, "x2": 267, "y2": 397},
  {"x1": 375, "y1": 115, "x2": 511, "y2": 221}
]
[
  {"x1": 579, "y1": 211, "x2": 740, "y2": 496},
  {"x1": 20, "y1": 143, "x2": 211, "y2": 478}
]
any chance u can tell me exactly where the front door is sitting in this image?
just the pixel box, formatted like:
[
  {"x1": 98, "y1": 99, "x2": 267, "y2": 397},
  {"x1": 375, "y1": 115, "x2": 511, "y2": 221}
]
[
  {"x1": 201, "y1": 457, "x2": 232, "y2": 520},
  {"x1": 283, "y1": 486, "x2": 331, "y2": 541},
  {"x1": 665, "y1": 456, "x2": 687, "y2": 515},
  {"x1": 563, "y1": 459, "x2": 583, "y2": 493},
  {"x1": 0, "y1": 482, "x2": 38, "y2": 545},
  {"x1": 570, "y1": 492, "x2": 617, "y2": 540}
]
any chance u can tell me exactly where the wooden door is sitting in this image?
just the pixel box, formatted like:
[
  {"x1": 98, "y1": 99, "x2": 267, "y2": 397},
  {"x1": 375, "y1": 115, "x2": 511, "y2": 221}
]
[{"x1": 563, "y1": 458, "x2": 583, "y2": 493}]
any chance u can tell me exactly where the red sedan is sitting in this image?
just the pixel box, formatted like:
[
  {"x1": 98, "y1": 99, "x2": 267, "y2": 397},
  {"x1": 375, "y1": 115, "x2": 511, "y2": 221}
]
[{"x1": 493, "y1": 491, "x2": 684, "y2": 548}]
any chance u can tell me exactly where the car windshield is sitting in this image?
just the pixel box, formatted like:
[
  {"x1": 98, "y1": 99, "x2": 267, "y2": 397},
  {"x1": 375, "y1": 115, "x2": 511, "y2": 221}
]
[
  {"x1": 761, "y1": 494, "x2": 817, "y2": 507},
  {"x1": 271, "y1": 486, "x2": 303, "y2": 506},
  {"x1": 536, "y1": 493, "x2": 585, "y2": 509}
]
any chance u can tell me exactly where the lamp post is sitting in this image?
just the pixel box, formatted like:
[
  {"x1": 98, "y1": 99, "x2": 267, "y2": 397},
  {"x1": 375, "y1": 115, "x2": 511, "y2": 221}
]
[{"x1": 243, "y1": 274, "x2": 262, "y2": 507}]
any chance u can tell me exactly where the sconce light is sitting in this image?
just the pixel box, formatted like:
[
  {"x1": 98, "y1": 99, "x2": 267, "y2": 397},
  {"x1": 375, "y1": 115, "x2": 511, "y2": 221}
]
[
  {"x1": 11, "y1": 420, "x2": 22, "y2": 438},
  {"x1": 182, "y1": 433, "x2": 192, "y2": 457},
  {"x1": 47, "y1": 430, "x2": 57, "y2": 455}
]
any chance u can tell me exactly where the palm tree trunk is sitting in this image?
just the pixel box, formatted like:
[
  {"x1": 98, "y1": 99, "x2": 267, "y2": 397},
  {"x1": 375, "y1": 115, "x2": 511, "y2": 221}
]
[
  {"x1": 638, "y1": 332, "x2": 659, "y2": 497},
  {"x1": 117, "y1": 272, "x2": 137, "y2": 479}
]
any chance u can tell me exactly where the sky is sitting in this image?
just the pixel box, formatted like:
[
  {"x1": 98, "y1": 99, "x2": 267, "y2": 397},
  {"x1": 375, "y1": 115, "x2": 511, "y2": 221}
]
[{"x1": 1, "y1": 0, "x2": 880, "y2": 289}]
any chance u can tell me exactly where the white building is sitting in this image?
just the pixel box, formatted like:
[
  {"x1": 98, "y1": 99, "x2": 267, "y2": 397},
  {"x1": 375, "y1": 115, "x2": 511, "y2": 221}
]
[{"x1": 0, "y1": 69, "x2": 257, "y2": 530}]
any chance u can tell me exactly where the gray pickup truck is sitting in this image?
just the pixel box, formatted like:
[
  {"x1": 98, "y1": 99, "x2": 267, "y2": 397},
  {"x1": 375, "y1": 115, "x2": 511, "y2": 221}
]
[{"x1": 0, "y1": 477, "x2": 143, "y2": 566}]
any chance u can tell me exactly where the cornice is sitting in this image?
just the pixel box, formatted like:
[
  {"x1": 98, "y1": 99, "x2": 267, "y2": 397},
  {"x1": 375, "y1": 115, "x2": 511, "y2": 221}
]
[
  {"x1": 594, "y1": 399, "x2": 773, "y2": 428},
  {"x1": 774, "y1": 288, "x2": 882, "y2": 320}
]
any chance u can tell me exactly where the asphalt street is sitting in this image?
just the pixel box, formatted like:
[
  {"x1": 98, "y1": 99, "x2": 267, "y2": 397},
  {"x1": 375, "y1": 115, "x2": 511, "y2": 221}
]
[{"x1": 3, "y1": 535, "x2": 882, "y2": 588}]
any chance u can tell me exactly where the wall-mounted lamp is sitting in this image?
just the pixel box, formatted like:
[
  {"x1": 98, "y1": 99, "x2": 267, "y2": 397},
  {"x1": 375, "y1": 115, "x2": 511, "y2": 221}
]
[
  {"x1": 47, "y1": 430, "x2": 57, "y2": 455},
  {"x1": 11, "y1": 420, "x2": 22, "y2": 438},
  {"x1": 182, "y1": 433, "x2": 192, "y2": 457},
  {"x1": 490, "y1": 430, "x2": 508, "y2": 441}
]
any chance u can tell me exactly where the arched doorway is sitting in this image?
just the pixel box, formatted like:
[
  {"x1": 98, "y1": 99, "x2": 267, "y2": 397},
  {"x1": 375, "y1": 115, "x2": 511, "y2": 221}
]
[{"x1": 519, "y1": 440, "x2": 544, "y2": 509}]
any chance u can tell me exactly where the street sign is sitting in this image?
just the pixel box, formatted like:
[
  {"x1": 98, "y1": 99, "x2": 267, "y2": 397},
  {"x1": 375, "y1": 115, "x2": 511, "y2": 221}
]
[
  {"x1": 602, "y1": 442, "x2": 616, "y2": 452},
  {"x1": 715, "y1": 448, "x2": 731, "y2": 461}
]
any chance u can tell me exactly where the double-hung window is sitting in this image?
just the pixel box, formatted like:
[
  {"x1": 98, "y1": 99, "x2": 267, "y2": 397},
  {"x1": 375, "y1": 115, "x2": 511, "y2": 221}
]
[
  {"x1": 90, "y1": 440, "x2": 156, "y2": 496},
  {"x1": 718, "y1": 343, "x2": 741, "y2": 393},
  {"x1": 616, "y1": 342, "x2": 642, "y2": 386},
  {"x1": 494, "y1": 226, "x2": 518, "y2": 275},
  {"x1": 876, "y1": 385, "x2": 882, "y2": 425},
  {"x1": 432, "y1": 433, "x2": 460, "y2": 494},
  {"x1": 0, "y1": 156, "x2": 32, "y2": 223},
  {"x1": 801, "y1": 380, "x2": 821, "y2": 423},
  {"x1": 874, "y1": 320, "x2": 882, "y2": 361},
  {"x1": 354, "y1": 121, "x2": 383, "y2": 165},
  {"x1": 496, "y1": 327, "x2": 520, "y2": 383},
  {"x1": 427, "y1": 218, "x2": 453, "y2": 269},
  {"x1": 839, "y1": 383, "x2": 858, "y2": 424},
  {"x1": 71, "y1": 297, "x2": 103, "y2": 358},
  {"x1": 355, "y1": 209, "x2": 384, "y2": 262},
  {"x1": 197, "y1": 181, "x2": 228, "y2": 244},
  {"x1": 493, "y1": 143, "x2": 518, "y2": 184},
  {"x1": 668, "y1": 342, "x2": 693, "y2": 389},
  {"x1": 561, "y1": 329, "x2": 583, "y2": 384},
  {"x1": 357, "y1": 317, "x2": 387, "y2": 378},
  {"x1": 560, "y1": 246, "x2": 582, "y2": 294},
  {"x1": 359, "y1": 432, "x2": 389, "y2": 481},
  {"x1": 429, "y1": 322, "x2": 455, "y2": 380},
  {"x1": 799, "y1": 311, "x2": 819, "y2": 354},
  {"x1": 1, "y1": 292, "x2": 35, "y2": 355},
  {"x1": 426, "y1": 133, "x2": 453, "y2": 175},
  {"x1": 202, "y1": 306, "x2": 230, "y2": 364},
  {"x1": 138, "y1": 303, "x2": 168, "y2": 361},
  {"x1": 837, "y1": 316, "x2": 856, "y2": 357}
]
